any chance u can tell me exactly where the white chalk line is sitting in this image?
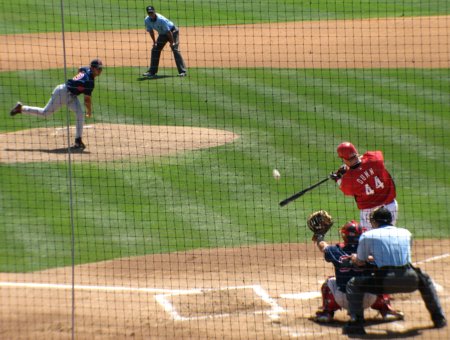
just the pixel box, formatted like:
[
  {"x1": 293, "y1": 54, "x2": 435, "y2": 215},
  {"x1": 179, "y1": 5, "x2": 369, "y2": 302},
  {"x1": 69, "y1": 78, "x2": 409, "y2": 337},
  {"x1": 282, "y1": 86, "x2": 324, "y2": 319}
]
[
  {"x1": 0, "y1": 253, "x2": 447, "y2": 337},
  {"x1": 280, "y1": 291, "x2": 321, "y2": 300},
  {"x1": 414, "y1": 253, "x2": 450, "y2": 265},
  {"x1": 54, "y1": 125, "x2": 94, "y2": 131},
  {"x1": 53, "y1": 125, "x2": 94, "y2": 136},
  {"x1": 154, "y1": 285, "x2": 286, "y2": 321},
  {"x1": 0, "y1": 281, "x2": 190, "y2": 294}
]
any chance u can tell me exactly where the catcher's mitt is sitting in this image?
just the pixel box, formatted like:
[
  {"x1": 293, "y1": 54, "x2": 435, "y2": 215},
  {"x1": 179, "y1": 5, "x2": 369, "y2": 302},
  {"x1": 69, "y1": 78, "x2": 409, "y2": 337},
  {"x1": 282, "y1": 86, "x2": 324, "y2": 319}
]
[{"x1": 307, "y1": 210, "x2": 334, "y2": 236}]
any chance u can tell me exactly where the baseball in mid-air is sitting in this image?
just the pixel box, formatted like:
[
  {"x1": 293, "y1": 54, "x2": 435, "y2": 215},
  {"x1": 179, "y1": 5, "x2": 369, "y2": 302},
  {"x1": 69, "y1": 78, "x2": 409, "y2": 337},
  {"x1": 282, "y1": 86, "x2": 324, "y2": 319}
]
[{"x1": 272, "y1": 169, "x2": 281, "y2": 180}]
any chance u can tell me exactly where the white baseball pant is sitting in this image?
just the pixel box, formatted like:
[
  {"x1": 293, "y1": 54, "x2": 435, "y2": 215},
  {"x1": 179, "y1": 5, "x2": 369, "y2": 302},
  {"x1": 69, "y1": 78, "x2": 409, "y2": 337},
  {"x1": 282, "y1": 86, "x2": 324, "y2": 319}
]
[
  {"x1": 359, "y1": 199, "x2": 398, "y2": 230},
  {"x1": 21, "y1": 84, "x2": 84, "y2": 139},
  {"x1": 327, "y1": 277, "x2": 377, "y2": 310}
]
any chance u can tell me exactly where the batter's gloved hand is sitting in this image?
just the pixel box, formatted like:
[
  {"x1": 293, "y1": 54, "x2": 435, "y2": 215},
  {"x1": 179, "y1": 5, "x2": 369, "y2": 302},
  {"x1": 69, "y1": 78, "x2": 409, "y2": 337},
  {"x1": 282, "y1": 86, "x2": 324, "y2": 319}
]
[
  {"x1": 329, "y1": 165, "x2": 347, "y2": 182},
  {"x1": 307, "y1": 210, "x2": 334, "y2": 237}
]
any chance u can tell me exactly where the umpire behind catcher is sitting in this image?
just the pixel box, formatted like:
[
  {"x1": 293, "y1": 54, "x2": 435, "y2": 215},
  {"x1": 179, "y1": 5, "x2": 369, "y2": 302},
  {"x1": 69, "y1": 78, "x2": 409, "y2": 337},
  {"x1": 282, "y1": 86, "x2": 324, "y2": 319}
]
[{"x1": 344, "y1": 206, "x2": 446, "y2": 335}]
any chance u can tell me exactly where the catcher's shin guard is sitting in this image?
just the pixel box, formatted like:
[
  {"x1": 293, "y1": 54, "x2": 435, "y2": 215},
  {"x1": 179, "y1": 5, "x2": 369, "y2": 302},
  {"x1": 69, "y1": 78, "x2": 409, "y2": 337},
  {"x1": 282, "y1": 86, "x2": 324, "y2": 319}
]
[
  {"x1": 313, "y1": 280, "x2": 341, "y2": 322},
  {"x1": 320, "y1": 280, "x2": 341, "y2": 312}
]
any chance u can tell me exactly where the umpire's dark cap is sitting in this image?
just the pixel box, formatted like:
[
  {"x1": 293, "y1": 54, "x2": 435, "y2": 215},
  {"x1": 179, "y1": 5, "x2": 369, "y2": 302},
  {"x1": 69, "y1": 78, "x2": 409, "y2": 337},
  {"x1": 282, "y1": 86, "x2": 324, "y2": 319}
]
[
  {"x1": 146, "y1": 6, "x2": 155, "y2": 13},
  {"x1": 90, "y1": 59, "x2": 103, "y2": 70},
  {"x1": 370, "y1": 206, "x2": 392, "y2": 224}
]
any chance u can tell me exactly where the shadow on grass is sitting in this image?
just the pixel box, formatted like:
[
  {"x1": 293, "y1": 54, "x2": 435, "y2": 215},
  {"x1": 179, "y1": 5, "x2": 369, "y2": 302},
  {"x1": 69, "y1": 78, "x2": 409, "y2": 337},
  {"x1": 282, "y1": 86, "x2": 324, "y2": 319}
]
[
  {"x1": 5, "y1": 148, "x2": 89, "y2": 154},
  {"x1": 136, "y1": 74, "x2": 175, "y2": 81}
]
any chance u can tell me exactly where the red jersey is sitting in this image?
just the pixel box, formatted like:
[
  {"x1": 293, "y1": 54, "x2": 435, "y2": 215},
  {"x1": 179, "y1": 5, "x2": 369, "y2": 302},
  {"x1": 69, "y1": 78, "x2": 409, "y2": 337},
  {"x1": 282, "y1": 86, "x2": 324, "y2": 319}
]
[{"x1": 339, "y1": 151, "x2": 396, "y2": 209}]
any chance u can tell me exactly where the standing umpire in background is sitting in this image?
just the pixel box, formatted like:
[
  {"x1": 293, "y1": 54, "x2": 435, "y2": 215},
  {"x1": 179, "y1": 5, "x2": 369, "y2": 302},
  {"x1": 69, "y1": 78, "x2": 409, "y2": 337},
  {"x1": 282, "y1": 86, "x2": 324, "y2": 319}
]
[
  {"x1": 344, "y1": 206, "x2": 446, "y2": 335},
  {"x1": 143, "y1": 5, "x2": 187, "y2": 78}
]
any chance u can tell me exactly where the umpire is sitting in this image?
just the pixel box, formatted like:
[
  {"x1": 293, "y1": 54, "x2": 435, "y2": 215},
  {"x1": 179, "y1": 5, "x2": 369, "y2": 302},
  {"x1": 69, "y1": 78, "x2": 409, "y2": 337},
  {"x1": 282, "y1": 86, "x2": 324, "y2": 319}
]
[
  {"x1": 143, "y1": 5, "x2": 187, "y2": 78},
  {"x1": 344, "y1": 206, "x2": 446, "y2": 335}
]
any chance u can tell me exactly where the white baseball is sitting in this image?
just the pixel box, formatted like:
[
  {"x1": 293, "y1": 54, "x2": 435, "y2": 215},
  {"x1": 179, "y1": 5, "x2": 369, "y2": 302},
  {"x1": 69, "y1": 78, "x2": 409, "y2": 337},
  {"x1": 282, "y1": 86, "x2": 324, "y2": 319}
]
[{"x1": 272, "y1": 169, "x2": 281, "y2": 180}]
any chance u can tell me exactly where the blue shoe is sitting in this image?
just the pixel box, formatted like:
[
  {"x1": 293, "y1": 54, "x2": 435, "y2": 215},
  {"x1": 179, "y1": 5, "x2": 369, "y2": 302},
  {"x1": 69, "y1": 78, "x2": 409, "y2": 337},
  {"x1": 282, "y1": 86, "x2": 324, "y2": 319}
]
[
  {"x1": 142, "y1": 72, "x2": 157, "y2": 78},
  {"x1": 10, "y1": 102, "x2": 22, "y2": 116}
]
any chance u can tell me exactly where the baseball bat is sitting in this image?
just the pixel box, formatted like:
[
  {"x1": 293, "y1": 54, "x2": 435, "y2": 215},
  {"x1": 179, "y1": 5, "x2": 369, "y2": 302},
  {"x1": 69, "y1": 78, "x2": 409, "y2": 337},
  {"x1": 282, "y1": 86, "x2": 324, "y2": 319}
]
[{"x1": 279, "y1": 177, "x2": 330, "y2": 207}]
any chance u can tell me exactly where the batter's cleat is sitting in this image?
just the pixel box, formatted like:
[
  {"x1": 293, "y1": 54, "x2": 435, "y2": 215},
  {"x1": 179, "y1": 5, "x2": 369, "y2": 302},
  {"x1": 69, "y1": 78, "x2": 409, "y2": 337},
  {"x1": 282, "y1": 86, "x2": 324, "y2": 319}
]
[
  {"x1": 178, "y1": 72, "x2": 187, "y2": 77},
  {"x1": 10, "y1": 102, "x2": 22, "y2": 116},
  {"x1": 70, "y1": 137, "x2": 86, "y2": 151},
  {"x1": 313, "y1": 310, "x2": 334, "y2": 323},
  {"x1": 381, "y1": 310, "x2": 404, "y2": 321}
]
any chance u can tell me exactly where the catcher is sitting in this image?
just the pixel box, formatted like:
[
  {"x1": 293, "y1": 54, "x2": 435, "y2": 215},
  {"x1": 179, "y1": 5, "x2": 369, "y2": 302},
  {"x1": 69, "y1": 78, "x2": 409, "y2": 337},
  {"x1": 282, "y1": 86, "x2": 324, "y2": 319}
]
[{"x1": 307, "y1": 210, "x2": 404, "y2": 322}]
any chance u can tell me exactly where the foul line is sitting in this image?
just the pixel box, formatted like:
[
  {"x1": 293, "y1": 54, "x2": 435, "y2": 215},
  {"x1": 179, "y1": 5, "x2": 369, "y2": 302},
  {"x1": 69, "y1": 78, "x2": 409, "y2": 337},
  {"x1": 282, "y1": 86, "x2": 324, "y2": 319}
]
[
  {"x1": 414, "y1": 253, "x2": 450, "y2": 265},
  {"x1": 1, "y1": 253, "x2": 448, "y2": 295},
  {"x1": 0, "y1": 281, "x2": 191, "y2": 294}
]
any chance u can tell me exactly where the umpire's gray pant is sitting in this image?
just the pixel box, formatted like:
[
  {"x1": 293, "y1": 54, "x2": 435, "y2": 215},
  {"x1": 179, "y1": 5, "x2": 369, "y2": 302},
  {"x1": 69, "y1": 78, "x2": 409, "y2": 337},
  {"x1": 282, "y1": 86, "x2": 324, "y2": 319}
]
[
  {"x1": 21, "y1": 84, "x2": 84, "y2": 139},
  {"x1": 149, "y1": 29, "x2": 187, "y2": 75},
  {"x1": 346, "y1": 266, "x2": 445, "y2": 322}
]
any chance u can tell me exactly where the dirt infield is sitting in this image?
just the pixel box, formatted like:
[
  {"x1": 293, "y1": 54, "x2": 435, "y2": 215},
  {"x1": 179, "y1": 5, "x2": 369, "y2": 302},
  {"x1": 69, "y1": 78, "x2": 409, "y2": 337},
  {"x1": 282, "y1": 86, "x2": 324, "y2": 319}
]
[
  {"x1": 1, "y1": 16, "x2": 449, "y2": 71},
  {"x1": 1, "y1": 240, "x2": 449, "y2": 339},
  {"x1": 1, "y1": 15, "x2": 449, "y2": 339},
  {"x1": 0, "y1": 124, "x2": 239, "y2": 163}
]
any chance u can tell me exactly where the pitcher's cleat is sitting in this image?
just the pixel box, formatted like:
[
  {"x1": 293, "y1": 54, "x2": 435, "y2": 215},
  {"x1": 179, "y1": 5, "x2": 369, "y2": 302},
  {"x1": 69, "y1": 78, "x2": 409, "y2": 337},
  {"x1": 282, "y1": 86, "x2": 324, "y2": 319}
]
[{"x1": 10, "y1": 102, "x2": 22, "y2": 116}]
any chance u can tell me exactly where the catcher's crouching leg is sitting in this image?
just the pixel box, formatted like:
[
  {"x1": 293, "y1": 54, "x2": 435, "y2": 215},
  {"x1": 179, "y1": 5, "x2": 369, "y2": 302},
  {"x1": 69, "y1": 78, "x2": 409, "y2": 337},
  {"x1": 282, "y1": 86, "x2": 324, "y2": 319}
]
[
  {"x1": 313, "y1": 279, "x2": 341, "y2": 323},
  {"x1": 370, "y1": 294, "x2": 404, "y2": 321}
]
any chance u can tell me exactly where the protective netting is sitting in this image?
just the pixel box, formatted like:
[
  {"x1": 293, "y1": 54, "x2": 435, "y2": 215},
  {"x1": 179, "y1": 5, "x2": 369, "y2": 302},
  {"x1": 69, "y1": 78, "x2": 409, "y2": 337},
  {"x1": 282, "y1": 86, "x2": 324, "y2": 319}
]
[{"x1": 0, "y1": 1, "x2": 449, "y2": 339}]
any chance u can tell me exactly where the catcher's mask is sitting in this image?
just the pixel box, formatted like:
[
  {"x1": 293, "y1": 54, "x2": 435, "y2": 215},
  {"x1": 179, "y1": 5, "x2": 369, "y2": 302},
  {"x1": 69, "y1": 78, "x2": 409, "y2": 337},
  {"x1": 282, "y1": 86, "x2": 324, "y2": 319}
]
[{"x1": 340, "y1": 220, "x2": 363, "y2": 245}]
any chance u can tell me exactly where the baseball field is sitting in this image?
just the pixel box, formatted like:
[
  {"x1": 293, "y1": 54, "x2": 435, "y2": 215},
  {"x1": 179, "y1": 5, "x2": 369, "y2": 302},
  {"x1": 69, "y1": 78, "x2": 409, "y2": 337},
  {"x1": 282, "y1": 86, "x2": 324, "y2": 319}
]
[{"x1": 0, "y1": 1, "x2": 449, "y2": 339}]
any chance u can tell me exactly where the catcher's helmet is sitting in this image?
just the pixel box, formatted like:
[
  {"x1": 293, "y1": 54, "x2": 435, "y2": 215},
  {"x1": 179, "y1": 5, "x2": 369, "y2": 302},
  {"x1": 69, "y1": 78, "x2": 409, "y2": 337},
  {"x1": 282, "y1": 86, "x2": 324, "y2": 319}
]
[
  {"x1": 340, "y1": 220, "x2": 363, "y2": 245},
  {"x1": 370, "y1": 206, "x2": 392, "y2": 224},
  {"x1": 337, "y1": 142, "x2": 358, "y2": 160}
]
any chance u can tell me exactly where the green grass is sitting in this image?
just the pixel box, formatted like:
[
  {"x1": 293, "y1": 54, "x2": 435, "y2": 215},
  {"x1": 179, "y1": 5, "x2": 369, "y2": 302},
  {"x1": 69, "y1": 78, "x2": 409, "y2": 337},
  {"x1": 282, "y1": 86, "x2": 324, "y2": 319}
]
[
  {"x1": 0, "y1": 67, "x2": 449, "y2": 271},
  {"x1": 0, "y1": 0, "x2": 448, "y2": 34}
]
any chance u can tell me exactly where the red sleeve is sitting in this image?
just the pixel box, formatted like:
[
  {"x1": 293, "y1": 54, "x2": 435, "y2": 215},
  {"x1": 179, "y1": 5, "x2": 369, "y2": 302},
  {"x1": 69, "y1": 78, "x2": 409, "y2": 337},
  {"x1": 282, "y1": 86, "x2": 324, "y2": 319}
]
[{"x1": 338, "y1": 151, "x2": 396, "y2": 209}]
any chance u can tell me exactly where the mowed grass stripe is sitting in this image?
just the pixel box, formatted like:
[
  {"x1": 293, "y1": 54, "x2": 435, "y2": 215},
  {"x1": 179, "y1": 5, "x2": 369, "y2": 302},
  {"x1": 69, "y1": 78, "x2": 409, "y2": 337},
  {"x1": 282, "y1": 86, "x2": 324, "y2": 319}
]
[
  {"x1": 346, "y1": 69, "x2": 450, "y2": 113},
  {"x1": 1, "y1": 67, "x2": 449, "y2": 272},
  {"x1": 2, "y1": 1, "x2": 449, "y2": 34},
  {"x1": 294, "y1": 71, "x2": 449, "y2": 161}
]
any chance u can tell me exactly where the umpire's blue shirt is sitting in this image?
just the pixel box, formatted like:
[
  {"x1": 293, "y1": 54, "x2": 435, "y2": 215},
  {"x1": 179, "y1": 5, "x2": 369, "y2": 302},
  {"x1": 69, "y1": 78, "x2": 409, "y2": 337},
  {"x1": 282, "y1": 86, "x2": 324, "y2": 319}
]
[
  {"x1": 357, "y1": 225, "x2": 412, "y2": 268},
  {"x1": 145, "y1": 13, "x2": 176, "y2": 34}
]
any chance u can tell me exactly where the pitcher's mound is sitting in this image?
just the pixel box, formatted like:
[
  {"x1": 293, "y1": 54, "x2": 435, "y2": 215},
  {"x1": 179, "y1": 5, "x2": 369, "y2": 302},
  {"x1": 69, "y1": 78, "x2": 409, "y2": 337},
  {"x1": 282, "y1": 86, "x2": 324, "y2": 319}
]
[{"x1": 0, "y1": 123, "x2": 239, "y2": 163}]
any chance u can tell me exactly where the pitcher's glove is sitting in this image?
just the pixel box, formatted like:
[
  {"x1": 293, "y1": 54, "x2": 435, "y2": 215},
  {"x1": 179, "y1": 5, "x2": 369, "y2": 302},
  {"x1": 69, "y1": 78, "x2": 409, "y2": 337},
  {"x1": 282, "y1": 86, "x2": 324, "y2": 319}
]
[{"x1": 307, "y1": 210, "x2": 334, "y2": 241}]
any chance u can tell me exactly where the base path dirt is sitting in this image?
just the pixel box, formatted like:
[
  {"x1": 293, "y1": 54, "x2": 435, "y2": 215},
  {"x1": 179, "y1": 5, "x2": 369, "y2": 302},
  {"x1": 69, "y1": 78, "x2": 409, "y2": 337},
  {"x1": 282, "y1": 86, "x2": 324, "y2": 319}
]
[{"x1": 1, "y1": 16, "x2": 449, "y2": 71}]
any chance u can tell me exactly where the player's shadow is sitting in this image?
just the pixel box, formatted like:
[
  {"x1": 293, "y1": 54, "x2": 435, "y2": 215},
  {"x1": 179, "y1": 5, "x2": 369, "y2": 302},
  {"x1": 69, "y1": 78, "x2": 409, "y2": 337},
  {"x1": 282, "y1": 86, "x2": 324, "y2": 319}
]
[
  {"x1": 4, "y1": 148, "x2": 89, "y2": 154},
  {"x1": 312, "y1": 319, "x2": 427, "y2": 338},
  {"x1": 137, "y1": 75, "x2": 174, "y2": 81}
]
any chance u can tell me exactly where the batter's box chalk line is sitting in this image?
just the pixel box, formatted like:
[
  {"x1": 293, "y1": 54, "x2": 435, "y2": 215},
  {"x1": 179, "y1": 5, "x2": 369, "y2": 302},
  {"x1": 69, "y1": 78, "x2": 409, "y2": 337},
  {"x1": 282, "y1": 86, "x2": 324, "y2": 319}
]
[{"x1": 154, "y1": 284, "x2": 285, "y2": 321}]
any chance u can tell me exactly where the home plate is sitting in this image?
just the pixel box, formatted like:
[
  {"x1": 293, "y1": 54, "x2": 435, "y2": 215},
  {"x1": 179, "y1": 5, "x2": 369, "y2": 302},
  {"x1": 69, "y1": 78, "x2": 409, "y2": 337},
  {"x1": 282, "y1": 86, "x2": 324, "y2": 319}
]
[{"x1": 280, "y1": 292, "x2": 321, "y2": 300}]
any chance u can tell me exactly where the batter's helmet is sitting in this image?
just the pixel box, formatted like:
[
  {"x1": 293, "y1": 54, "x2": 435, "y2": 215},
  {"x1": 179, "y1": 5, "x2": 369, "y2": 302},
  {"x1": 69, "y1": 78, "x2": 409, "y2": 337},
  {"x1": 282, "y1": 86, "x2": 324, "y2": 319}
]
[
  {"x1": 370, "y1": 207, "x2": 393, "y2": 225},
  {"x1": 337, "y1": 142, "x2": 358, "y2": 160},
  {"x1": 340, "y1": 220, "x2": 364, "y2": 245}
]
